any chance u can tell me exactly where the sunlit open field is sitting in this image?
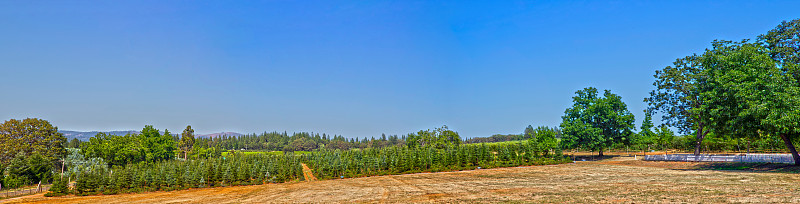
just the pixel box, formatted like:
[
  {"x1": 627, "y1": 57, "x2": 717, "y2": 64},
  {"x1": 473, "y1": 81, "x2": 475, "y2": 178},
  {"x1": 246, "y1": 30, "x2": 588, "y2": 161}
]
[{"x1": 5, "y1": 157, "x2": 800, "y2": 204}]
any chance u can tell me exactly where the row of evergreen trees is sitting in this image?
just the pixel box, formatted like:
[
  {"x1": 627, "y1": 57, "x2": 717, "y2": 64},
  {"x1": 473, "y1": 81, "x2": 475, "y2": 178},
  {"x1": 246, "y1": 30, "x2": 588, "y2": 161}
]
[
  {"x1": 48, "y1": 139, "x2": 569, "y2": 196},
  {"x1": 308, "y1": 140, "x2": 568, "y2": 180},
  {"x1": 47, "y1": 153, "x2": 305, "y2": 196}
]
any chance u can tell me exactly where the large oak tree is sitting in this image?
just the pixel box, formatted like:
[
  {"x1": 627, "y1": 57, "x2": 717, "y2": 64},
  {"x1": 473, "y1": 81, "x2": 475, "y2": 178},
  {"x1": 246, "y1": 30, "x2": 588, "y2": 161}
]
[
  {"x1": 0, "y1": 118, "x2": 66, "y2": 163},
  {"x1": 560, "y1": 87, "x2": 635, "y2": 156},
  {"x1": 697, "y1": 41, "x2": 800, "y2": 164}
]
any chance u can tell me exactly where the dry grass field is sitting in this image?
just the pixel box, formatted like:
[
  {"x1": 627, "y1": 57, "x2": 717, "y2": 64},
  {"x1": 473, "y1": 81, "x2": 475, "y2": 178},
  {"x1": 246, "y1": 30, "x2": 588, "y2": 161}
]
[{"x1": 4, "y1": 157, "x2": 800, "y2": 203}]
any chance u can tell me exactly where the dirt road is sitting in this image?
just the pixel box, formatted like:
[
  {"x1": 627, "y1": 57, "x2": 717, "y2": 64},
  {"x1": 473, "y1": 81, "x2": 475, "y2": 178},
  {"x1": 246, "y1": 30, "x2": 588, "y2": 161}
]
[
  {"x1": 300, "y1": 163, "x2": 317, "y2": 181},
  {"x1": 5, "y1": 157, "x2": 800, "y2": 203}
]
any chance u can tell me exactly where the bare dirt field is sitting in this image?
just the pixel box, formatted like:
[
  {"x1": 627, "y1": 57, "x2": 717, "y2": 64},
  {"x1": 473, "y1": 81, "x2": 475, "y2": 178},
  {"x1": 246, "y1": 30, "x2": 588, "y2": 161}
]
[{"x1": 5, "y1": 157, "x2": 800, "y2": 203}]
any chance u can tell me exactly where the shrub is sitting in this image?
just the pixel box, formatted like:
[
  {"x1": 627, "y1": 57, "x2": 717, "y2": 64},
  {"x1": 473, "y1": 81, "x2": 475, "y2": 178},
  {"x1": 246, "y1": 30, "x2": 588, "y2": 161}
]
[{"x1": 44, "y1": 175, "x2": 69, "y2": 197}]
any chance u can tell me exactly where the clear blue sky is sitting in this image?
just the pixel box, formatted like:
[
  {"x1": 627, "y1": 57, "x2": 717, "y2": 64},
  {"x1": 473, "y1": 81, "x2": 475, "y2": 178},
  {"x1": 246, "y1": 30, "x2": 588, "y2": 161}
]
[{"x1": 1, "y1": 1, "x2": 798, "y2": 138}]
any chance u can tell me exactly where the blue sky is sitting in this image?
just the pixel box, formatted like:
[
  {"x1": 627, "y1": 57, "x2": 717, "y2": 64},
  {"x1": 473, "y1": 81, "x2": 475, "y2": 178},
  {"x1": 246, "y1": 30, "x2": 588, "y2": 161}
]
[{"x1": 1, "y1": 1, "x2": 798, "y2": 138}]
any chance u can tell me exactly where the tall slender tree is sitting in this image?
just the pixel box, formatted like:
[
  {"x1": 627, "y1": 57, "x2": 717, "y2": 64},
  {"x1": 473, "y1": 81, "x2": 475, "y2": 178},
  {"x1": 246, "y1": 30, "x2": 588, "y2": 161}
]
[
  {"x1": 524, "y1": 125, "x2": 535, "y2": 140},
  {"x1": 637, "y1": 110, "x2": 657, "y2": 152},
  {"x1": 180, "y1": 125, "x2": 196, "y2": 160}
]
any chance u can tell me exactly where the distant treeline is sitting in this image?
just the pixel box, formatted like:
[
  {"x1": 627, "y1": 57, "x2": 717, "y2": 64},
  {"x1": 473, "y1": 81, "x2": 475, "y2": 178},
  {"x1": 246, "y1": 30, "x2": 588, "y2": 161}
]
[
  {"x1": 465, "y1": 126, "x2": 562, "y2": 144},
  {"x1": 207, "y1": 132, "x2": 405, "y2": 152},
  {"x1": 65, "y1": 126, "x2": 561, "y2": 154},
  {"x1": 202, "y1": 125, "x2": 560, "y2": 152}
]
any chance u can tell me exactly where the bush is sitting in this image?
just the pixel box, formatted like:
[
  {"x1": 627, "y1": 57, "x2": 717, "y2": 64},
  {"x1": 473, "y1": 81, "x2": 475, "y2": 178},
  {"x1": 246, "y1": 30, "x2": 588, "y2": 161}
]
[
  {"x1": 44, "y1": 175, "x2": 69, "y2": 197},
  {"x1": 74, "y1": 171, "x2": 106, "y2": 196},
  {"x1": 2, "y1": 152, "x2": 54, "y2": 189}
]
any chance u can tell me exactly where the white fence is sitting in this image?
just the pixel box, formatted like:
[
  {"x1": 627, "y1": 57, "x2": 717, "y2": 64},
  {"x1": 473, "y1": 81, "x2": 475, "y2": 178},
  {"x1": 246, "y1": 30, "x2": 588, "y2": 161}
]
[{"x1": 644, "y1": 153, "x2": 795, "y2": 164}]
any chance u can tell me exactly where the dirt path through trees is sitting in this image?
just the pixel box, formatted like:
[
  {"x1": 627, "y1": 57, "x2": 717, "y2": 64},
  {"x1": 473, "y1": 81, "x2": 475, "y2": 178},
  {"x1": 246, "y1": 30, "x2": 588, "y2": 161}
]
[{"x1": 300, "y1": 163, "x2": 317, "y2": 181}]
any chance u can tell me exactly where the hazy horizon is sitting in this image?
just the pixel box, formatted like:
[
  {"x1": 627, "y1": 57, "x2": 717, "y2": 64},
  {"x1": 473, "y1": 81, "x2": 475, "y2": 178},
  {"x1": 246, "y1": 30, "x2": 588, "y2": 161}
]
[{"x1": 2, "y1": 1, "x2": 799, "y2": 139}]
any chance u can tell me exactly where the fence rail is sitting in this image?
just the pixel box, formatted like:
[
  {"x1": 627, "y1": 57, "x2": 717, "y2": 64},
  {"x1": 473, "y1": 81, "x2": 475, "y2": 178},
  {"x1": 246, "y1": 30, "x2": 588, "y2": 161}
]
[
  {"x1": 0, "y1": 185, "x2": 50, "y2": 199},
  {"x1": 644, "y1": 153, "x2": 795, "y2": 164}
]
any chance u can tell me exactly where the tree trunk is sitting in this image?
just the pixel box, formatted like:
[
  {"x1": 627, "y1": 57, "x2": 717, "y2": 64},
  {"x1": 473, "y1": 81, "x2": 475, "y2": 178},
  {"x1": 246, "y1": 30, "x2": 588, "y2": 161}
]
[
  {"x1": 572, "y1": 148, "x2": 576, "y2": 161},
  {"x1": 779, "y1": 134, "x2": 800, "y2": 166},
  {"x1": 736, "y1": 142, "x2": 740, "y2": 153},
  {"x1": 747, "y1": 140, "x2": 751, "y2": 154},
  {"x1": 694, "y1": 125, "x2": 706, "y2": 155},
  {"x1": 598, "y1": 149, "x2": 604, "y2": 157}
]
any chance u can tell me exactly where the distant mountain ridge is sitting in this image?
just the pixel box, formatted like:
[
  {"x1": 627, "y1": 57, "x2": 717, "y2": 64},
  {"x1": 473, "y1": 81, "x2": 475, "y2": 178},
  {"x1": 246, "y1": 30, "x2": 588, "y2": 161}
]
[
  {"x1": 59, "y1": 130, "x2": 140, "y2": 141},
  {"x1": 59, "y1": 130, "x2": 244, "y2": 141},
  {"x1": 196, "y1": 132, "x2": 244, "y2": 138}
]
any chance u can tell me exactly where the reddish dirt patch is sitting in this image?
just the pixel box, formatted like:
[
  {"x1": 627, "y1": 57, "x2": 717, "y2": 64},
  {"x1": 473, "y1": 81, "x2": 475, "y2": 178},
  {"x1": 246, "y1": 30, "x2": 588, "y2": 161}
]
[{"x1": 300, "y1": 163, "x2": 317, "y2": 181}]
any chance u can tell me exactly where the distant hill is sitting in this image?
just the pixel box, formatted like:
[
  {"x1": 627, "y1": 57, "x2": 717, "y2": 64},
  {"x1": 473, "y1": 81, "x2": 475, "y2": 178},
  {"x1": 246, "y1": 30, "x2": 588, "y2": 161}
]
[
  {"x1": 196, "y1": 132, "x2": 244, "y2": 138},
  {"x1": 59, "y1": 130, "x2": 244, "y2": 141},
  {"x1": 59, "y1": 130, "x2": 141, "y2": 141}
]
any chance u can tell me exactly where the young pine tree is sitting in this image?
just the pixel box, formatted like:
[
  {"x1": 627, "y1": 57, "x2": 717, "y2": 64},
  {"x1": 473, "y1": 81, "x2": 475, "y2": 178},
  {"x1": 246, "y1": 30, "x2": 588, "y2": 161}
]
[
  {"x1": 223, "y1": 163, "x2": 233, "y2": 186},
  {"x1": 44, "y1": 174, "x2": 69, "y2": 197}
]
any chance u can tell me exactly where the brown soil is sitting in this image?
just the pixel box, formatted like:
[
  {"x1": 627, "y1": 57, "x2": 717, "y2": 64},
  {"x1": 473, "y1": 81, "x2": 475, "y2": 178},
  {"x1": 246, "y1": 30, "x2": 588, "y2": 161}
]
[
  {"x1": 5, "y1": 157, "x2": 800, "y2": 203},
  {"x1": 300, "y1": 163, "x2": 317, "y2": 181}
]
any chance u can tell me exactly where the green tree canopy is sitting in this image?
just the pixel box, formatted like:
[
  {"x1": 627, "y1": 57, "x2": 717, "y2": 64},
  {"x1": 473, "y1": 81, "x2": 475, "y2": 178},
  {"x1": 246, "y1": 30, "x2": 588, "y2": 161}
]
[
  {"x1": 529, "y1": 126, "x2": 559, "y2": 156},
  {"x1": 560, "y1": 87, "x2": 635, "y2": 156},
  {"x1": 654, "y1": 125, "x2": 675, "y2": 152},
  {"x1": 0, "y1": 118, "x2": 66, "y2": 163},
  {"x1": 138, "y1": 126, "x2": 176, "y2": 163},
  {"x1": 645, "y1": 53, "x2": 712, "y2": 155},
  {"x1": 758, "y1": 18, "x2": 800, "y2": 80},
  {"x1": 406, "y1": 125, "x2": 461, "y2": 149},
  {"x1": 68, "y1": 138, "x2": 81, "y2": 149},
  {"x1": 696, "y1": 41, "x2": 800, "y2": 164},
  {"x1": 4, "y1": 152, "x2": 54, "y2": 187},
  {"x1": 81, "y1": 125, "x2": 176, "y2": 166}
]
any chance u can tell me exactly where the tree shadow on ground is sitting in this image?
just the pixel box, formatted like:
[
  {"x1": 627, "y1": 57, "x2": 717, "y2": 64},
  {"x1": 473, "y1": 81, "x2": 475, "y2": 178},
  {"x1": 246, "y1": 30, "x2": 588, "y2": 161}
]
[
  {"x1": 682, "y1": 162, "x2": 800, "y2": 174},
  {"x1": 600, "y1": 157, "x2": 800, "y2": 174},
  {"x1": 572, "y1": 155, "x2": 621, "y2": 161}
]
